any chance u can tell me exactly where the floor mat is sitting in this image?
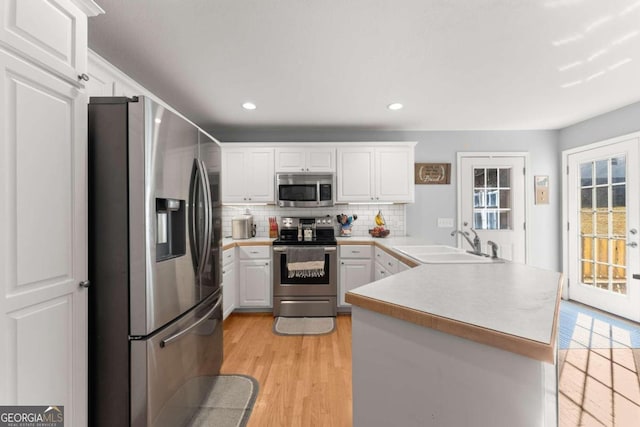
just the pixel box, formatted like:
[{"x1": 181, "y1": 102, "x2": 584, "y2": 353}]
[
  {"x1": 273, "y1": 316, "x2": 336, "y2": 336},
  {"x1": 188, "y1": 375, "x2": 259, "y2": 427},
  {"x1": 559, "y1": 300, "x2": 640, "y2": 349}
]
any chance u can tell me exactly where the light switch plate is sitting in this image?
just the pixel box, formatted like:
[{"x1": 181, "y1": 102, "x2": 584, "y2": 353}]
[{"x1": 437, "y1": 218, "x2": 454, "y2": 228}]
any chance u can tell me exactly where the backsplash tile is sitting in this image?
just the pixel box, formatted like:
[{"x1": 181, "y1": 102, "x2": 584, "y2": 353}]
[{"x1": 222, "y1": 204, "x2": 406, "y2": 238}]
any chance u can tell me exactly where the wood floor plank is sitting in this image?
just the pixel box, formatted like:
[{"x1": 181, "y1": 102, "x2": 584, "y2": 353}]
[{"x1": 221, "y1": 313, "x2": 352, "y2": 427}]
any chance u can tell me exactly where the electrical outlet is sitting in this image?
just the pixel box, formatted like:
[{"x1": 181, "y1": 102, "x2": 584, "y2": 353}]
[{"x1": 437, "y1": 218, "x2": 454, "y2": 228}]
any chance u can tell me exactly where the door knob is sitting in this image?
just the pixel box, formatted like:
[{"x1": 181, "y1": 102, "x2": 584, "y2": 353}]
[
  {"x1": 630, "y1": 228, "x2": 638, "y2": 235},
  {"x1": 79, "y1": 280, "x2": 91, "y2": 288}
]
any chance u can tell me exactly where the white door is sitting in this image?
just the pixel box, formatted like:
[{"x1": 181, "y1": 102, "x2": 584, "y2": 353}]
[
  {"x1": 458, "y1": 154, "x2": 527, "y2": 262},
  {"x1": 0, "y1": 52, "x2": 88, "y2": 424},
  {"x1": 567, "y1": 138, "x2": 640, "y2": 322}
]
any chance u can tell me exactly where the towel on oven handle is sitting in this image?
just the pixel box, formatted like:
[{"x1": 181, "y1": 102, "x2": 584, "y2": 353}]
[{"x1": 286, "y1": 247, "x2": 325, "y2": 278}]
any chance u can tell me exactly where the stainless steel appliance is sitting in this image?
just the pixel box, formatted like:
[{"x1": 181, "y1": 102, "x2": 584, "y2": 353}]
[
  {"x1": 231, "y1": 215, "x2": 256, "y2": 239},
  {"x1": 88, "y1": 96, "x2": 223, "y2": 427},
  {"x1": 276, "y1": 173, "x2": 335, "y2": 207},
  {"x1": 273, "y1": 217, "x2": 337, "y2": 317}
]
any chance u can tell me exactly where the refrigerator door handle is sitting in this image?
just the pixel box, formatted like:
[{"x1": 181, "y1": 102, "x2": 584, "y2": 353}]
[
  {"x1": 159, "y1": 297, "x2": 222, "y2": 348},
  {"x1": 197, "y1": 160, "x2": 212, "y2": 276},
  {"x1": 188, "y1": 159, "x2": 201, "y2": 272},
  {"x1": 188, "y1": 159, "x2": 209, "y2": 275}
]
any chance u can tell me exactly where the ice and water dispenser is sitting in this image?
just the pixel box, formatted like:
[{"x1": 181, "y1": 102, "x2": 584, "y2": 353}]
[{"x1": 156, "y1": 198, "x2": 186, "y2": 261}]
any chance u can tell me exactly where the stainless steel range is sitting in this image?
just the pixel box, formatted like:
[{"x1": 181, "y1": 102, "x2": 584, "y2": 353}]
[{"x1": 272, "y1": 216, "x2": 337, "y2": 317}]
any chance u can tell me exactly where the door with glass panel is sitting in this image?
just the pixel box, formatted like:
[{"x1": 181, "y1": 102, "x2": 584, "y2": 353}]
[
  {"x1": 459, "y1": 155, "x2": 526, "y2": 262},
  {"x1": 567, "y1": 138, "x2": 640, "y2": 322}
]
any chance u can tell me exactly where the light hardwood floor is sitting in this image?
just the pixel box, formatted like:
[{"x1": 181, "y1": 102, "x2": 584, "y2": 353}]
[
  {"x1": 220, "y1": 313, "x2": 352, "y2": 427},
  {"x1": 222, "y1": 313, "x2": 640, "y2": 426}
]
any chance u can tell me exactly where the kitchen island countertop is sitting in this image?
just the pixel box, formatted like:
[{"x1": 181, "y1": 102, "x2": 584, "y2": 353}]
[{"x1": 345, "y1": 238, "x2": 563, "y2": 363}]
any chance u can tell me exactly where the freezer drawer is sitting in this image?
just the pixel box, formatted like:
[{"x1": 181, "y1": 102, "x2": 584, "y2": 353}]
[{"x1": 130, "y1": 292, "x2": 223, "y2": 427}]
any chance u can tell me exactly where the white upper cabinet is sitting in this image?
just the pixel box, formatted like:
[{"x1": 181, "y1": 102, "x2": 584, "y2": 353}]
[
  {"x1": 222, "y1": 147, "x2": 275, "y2": 203},
  {"x1": 0, "y1": 0, "x2": 102, "y2": 83},
  {"x1": 337, "y1": 144, "x2": 415, "y2": 203},
  {"x1": 275, "y1": 146, "x2": 335, "y2": 172}
]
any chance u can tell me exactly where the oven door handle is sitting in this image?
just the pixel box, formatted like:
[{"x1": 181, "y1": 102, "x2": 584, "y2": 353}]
[{"x1": 273, "y1": 246, "x2": 336, "y2": 252}]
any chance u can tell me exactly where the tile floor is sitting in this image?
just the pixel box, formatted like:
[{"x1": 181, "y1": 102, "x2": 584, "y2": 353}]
[{"x1": 558, "y1": 302, "x2": 640, "y2": 426}]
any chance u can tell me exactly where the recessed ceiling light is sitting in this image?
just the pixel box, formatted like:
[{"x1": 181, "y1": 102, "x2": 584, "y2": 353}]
[
  {"x1": 242, "y1": 102, "x2": 257, "y2": 110},
  {"x1": 387, "y1": 103, "x2": 403, "y2": 111}
]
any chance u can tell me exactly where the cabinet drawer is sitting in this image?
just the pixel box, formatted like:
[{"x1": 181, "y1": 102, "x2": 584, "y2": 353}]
[
  {"x1": 374, "y1": 247, "x2": 399, "y2": 274},
  {"x1": 238, "y1": 245, "x2": 270, "y2": 259},
  {"x1": 223, "y1": 248, "x2": 235, "y2": 266},
  {"x1": 340, "y1": 245, "x2": 372, "y2": 259}
]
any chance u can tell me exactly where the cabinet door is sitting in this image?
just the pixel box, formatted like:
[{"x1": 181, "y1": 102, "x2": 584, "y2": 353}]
[
  {"x1": 0, "y1": 0, "x2": 89, "y2": 81},
  {"x1": 275, "y1": 148, "x2": 306, "y2": 172},
  {"x1": 337, "y1": 148, "x2": 375, "y2": 202},
  {"x1": 0, "y1": 51, "x2": 88, "y2": 424},
  {"x1": 339, "y1": 259, "x2": 373, "y2": 306},
  {"x1": 374, "y1": 262, "x2": 391, "y2": 281},
  {"x1": 246, "y1": 149, "x2": 274, "y2": 202},
  {"x1": 239, "y1": 260, "x2": 271, "y2": 307},
  {"x1": 222, "y1": 150, "x2": 248, "y2": 202},
  {"x1": 306, "y1": 147, "x2": 335, "y2": 172},
  {"x1": 376, "y1": 147, "x2": 415, "y2": 202},
  {"x1": 222, "y1": 264, "x2": 236, "y2": 319}
]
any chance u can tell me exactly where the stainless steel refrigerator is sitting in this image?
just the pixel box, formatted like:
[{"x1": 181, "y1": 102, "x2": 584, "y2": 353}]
[{"x1": 88, "y1": 96, "x2": 223, "y2": 427}]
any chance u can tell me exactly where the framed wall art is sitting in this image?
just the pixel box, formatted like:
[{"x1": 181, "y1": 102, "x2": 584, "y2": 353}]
[{"x1": 415, "y1": 163, "x2": 451, "y2": 185}]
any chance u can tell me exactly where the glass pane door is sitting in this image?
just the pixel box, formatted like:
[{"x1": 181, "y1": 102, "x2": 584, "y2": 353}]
[
  {"x1": 579, "y1": 156, "x2": 627, "y2": 294},
  {"x1": 567, "y1": 136, "x2": 640, "y2": 322},
  {"x1": 473, "y1": 167, "x2": 512, "y2": 230}
]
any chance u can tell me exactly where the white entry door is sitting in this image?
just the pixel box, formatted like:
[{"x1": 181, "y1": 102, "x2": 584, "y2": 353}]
[
  {"x1": 566, "y1": 137, "x2": 640, "y2": 322},
  {"x1": 458, "y1": 154, "x2": 527, "y2": 263}
]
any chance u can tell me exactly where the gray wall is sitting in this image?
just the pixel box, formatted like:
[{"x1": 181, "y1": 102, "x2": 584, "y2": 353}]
[
  {"x1": 559, "y1": 101, "x2": 640, "y2": 151},
  {"x1": 213, "y1": 128, "x2": 560, "y2": 270}
]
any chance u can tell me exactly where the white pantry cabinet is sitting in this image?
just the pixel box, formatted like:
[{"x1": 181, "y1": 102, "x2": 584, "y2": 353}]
[
  {"x1": 222, "y1": 248, "x2": 236, "y2": 319},
  {"x1": 336, "y1": 145, "x2": 415, "y2": 203},
  {"x1": 275, "y1": 146, "x2": 335, "y2": 172},
  {"x1": 222, "y1": 148, "x2": 275, "y2": 203},
  {"x1": 237, "y1": 246, "x2": 272, "y2": 307},
  {"x1": 339, "y1": 245, "x2": 373, "y2": 307},
  {"x1": 0, "y1": 1, "x2": 102, "y2": 425}
]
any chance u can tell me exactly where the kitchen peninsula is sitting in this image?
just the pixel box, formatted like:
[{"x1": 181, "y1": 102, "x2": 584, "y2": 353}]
[{"x1": 345, "y1": 251, "x2": 563, "y2": 427}]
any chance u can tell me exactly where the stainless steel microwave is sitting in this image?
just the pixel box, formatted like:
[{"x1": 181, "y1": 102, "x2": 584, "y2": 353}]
[{"x1": 276, "y1": 173, "x2": 335, "y2": 207}]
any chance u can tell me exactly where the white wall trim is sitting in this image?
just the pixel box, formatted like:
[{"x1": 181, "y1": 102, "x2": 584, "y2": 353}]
[
  {"x1": 456, "y1": 151, "x2": 531, "y2": 264},
  {"x1": 560, "y1": 130, "x2": 640, "y2": 300}
]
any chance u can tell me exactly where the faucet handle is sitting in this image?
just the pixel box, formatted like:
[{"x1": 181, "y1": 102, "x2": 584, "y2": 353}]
[{"x1": 487, "y1": 240, "x2": 499, "y2": 258}]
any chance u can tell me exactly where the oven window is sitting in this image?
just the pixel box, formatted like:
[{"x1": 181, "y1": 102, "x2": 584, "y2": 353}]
[
  {"x1": 278, "y1": 184, "x2": 317, "y2": 202},
  {"x1": 279, "y1": 253, "x2": 331, "y2": 285}
]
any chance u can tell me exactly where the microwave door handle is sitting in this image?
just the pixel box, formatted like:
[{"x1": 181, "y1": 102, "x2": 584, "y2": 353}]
[{"x1": 188, "y1": 160, "x2": 201, "y2": 272}]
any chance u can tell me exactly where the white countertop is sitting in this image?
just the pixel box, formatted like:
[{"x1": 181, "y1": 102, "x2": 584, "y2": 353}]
[{"x1": 349, "y1": 261, "x2": 561, "y2": 345}]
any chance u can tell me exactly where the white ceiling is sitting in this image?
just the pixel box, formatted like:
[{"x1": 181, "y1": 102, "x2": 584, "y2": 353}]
[{"x1": 88, "y1": 0, "x2": 640, "y2": 131}]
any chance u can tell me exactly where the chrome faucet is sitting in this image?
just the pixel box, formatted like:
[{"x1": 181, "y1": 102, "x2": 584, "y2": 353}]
[
  {"x1": 450, "y1": 230, "x2": 477, "y2": 252},
  {"x1": 451, "y1": 223, "x2": 483, "y2": 255}
]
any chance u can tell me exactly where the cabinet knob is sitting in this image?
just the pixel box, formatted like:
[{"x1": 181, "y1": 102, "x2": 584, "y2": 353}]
[
  {"x1": 265, "y1": 262, "x2": 269, "y2": 266},
  {"x1": 341, "y1": 261, "x2": 344, "y2": 265},
  {"x1": 388, "y1": 262, "x2": 393, "y2": 266},
  {"x1": 78, "y1": 73, "x2": 90, "y2": 82}
]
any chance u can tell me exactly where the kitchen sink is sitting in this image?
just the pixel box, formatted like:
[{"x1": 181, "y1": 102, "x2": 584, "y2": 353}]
[{"x1": 393, "y1": 245, "x2": 499, "y2": 264}]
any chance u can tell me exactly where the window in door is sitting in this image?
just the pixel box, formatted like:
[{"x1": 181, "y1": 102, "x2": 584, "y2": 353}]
[
  {"x1": 473, "y1": 167, "x2": 512, "y2": 230},
  {"x1": 579, "y1": 155, "x2": 627, "y2": 294}
]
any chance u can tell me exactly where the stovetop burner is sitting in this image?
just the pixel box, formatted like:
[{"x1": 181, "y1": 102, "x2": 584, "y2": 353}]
[{"x1": 273, "y1": 216, "x2": 337, "y2": 246}]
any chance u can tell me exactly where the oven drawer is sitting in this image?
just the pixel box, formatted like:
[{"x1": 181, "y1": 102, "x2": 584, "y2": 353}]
[
  {"x1": 273, "y1": 297, "x2": 337, "y2": 317},
  {"x1": 238, "y1": 245, "x2": 270, "y2": 259},
  {"x1": 340, "y1": 245, "x2": 372, "y2": 259}
]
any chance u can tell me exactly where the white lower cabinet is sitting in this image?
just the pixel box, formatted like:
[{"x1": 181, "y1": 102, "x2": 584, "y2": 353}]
[
  {"x1": 222, "y1": 248, "x2": 236, "y2": 319},
  {"x1": 238, "y1": 246, "x2": 272, "y2": 308},
  {"x1": 339, "y1": 245, "x2": 373, "y2": 306}
]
